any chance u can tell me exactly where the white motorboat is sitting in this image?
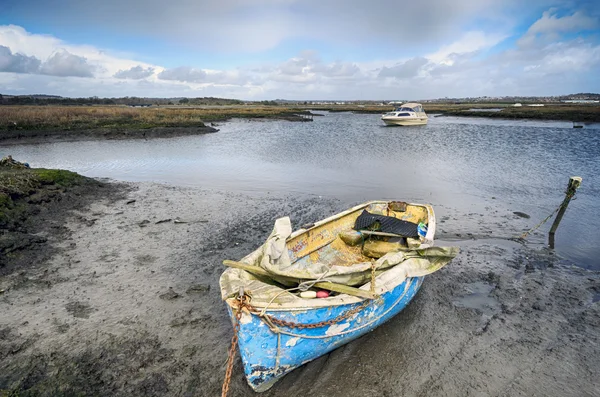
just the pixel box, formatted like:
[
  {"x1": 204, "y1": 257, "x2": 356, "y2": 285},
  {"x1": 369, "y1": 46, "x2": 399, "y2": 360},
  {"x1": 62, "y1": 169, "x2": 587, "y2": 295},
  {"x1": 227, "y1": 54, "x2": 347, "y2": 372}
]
[{"x1": 381, "y1": 103, "x2": 428, "y2": 126}]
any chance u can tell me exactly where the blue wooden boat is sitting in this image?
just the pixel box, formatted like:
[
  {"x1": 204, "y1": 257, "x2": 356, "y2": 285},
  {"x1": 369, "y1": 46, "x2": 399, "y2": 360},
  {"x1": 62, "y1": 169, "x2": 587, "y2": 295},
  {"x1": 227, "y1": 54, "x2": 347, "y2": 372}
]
[{"x1": 220, "y1": 201, "x2": 455, "y2": 392}]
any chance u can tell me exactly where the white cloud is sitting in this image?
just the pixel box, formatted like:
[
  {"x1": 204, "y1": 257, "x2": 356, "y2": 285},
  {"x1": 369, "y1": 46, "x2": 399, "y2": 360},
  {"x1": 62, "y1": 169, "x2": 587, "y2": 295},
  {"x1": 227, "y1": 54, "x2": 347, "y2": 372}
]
[
  {"x1": 155, "y1": 67, "x2": 259, "y2": 87},
  {"x1": 379, "y1": 57, "x2": 428, "y2": 79},
  {"x1": 529, "y1": 40, "x2": 600, "y2": 74},
  {"x1": 1, "y1": 3, "x2": 599, "y2": 101},
  {"x1": 528, "y1": 9, "x2": 598, "y2": 35},
  {"x1": 204, "y1": 70, "x2": 257, "y2": 86},
  {"x1": 0, "y1": 25, "x2": 157, "y2": 77},
  {"x1": 266, "y1": 52, "x2": 362, "y2": 85},
  {"x1": 157, "y1": 67, "x2": 207, "y2": 83},
  {"x1": 278, "y1": 57, "x2": 310, "y2": 76},
  {"x1": 114, "y1": 65, "x2": 155, "y2": 79},
  {"x1": 0, "y1": 45, "x2": 41, "y2": 73},
  {"x1": 312, "y1": 62, "x2": 360, "y2": 78},
  {"x1": 0, "y1": 43, "x2": 97, "y2": 78},
  {"x1": 40, "y1": 50, "x2": 96, "y2": 77},
  {"x1": 518, "y1": 10, "x2": 600, "y2": 48},
  {"x1": 426, "y1": 31, "x2": 507, "y2": 64}
]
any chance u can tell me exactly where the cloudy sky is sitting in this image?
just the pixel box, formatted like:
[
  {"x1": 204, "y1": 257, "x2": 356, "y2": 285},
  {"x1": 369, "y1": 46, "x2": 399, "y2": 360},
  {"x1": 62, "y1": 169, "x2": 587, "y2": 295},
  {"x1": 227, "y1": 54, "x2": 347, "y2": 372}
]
[{"x1": 0, "y1": 0, "x2": 599, "y2": 100}]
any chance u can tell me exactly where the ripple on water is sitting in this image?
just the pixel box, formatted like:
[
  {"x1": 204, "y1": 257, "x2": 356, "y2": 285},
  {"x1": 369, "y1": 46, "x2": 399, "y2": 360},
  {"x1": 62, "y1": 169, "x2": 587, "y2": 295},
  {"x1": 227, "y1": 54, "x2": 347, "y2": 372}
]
[{"x1": 5, "y1": 113, "x2": 600, "y2": 269}]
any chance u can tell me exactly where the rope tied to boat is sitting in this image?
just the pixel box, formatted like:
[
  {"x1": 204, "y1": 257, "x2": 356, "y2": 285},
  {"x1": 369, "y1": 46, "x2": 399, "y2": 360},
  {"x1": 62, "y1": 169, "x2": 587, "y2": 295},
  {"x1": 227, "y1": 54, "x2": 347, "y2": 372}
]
[
  {"x1": 370, "y1": 262, "x2": 376, "y2": 295},
  {"x1": 222, "y1": 267, "x2": 381, "y2": 394},
  {"x1": 222, "y1": 288, "x2": 251, "y2": 397}
]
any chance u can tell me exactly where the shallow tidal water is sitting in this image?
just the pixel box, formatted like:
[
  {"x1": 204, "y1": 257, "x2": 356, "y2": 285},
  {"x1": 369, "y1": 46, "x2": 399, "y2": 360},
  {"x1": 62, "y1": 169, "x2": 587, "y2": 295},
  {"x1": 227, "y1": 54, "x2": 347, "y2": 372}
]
[{"x1": 4, "y1": 112, "x2": 600, "y2": 270}]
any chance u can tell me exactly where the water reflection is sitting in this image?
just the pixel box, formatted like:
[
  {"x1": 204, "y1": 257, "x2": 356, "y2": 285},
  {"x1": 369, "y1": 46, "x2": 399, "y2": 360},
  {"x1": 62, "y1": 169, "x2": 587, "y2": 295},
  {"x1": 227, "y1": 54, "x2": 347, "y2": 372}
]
[{"x1": 4, "y1": 113, "x2": 599, "y2": 269}]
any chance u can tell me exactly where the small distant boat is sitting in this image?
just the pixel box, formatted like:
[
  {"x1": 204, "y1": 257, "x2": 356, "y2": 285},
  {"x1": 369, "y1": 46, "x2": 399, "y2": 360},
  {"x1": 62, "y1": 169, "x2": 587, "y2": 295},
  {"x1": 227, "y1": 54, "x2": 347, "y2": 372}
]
[
  {"x1": 220, "y1": 201, "x2": 458, "y2": 392},
  {"x1": 573, "y1": 122, "x2": 584, "y2": 129},
  {"x1": 381, "y1": 103, "x2": 428, "y2": 126}
]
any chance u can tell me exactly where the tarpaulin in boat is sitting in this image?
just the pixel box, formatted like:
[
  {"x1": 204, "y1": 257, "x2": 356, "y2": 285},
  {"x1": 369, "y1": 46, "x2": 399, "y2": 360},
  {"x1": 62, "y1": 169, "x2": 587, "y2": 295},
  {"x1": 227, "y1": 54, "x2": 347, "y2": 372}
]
[
  {"x1": 220, "y1": 217, "x2": 458, "y2": 308},
  {"x1": 354, "y1": 210, "x2": 420, "y2": 237}
]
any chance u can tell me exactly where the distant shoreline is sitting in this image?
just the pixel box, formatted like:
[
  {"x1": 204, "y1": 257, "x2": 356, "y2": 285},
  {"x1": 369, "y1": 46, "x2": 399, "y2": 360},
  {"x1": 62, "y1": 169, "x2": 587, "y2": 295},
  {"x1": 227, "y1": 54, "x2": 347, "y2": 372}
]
[
  {"x1": 308, "y1": 103, "x2": 600, "y2": 122},
  {"x1": 0, "y1": 103, "x2": 598, "y2": 144}
]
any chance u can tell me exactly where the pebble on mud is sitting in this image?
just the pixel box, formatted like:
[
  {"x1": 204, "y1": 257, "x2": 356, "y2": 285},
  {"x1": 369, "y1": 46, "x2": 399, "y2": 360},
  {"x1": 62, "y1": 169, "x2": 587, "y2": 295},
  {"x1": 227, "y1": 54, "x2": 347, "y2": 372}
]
[
  {"x1": 186, "y1": 284, "x2": 211, "y2": 294},
  {"x1": 65, "y1": 301, "x2": 95, "y2": 319},
  {"x1": 159, "y1": 287, "x2": 181, "y2": 300}
]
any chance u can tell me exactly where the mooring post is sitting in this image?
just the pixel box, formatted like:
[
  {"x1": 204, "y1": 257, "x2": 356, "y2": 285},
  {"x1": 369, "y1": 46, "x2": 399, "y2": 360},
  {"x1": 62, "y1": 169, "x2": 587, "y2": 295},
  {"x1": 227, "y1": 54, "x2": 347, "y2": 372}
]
[{"x1": 549, "y1": 176, "x2": 582, "y2": 248}]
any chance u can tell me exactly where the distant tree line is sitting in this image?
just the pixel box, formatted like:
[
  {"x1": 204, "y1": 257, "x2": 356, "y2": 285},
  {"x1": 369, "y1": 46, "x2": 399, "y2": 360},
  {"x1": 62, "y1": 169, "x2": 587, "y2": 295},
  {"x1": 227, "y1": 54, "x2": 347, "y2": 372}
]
[
  {"x1": 2, "y1": 93, "x2": 596, "y2": 107},
  {"x1": 0, "y1": 95, "x2": 252, "y2": 106},
  {"x1": 179, "y1": 97, "x2": 245, "y2": 105},
  {"x1": 0, "y1": 95, "x2": 118, "y2": 106}
]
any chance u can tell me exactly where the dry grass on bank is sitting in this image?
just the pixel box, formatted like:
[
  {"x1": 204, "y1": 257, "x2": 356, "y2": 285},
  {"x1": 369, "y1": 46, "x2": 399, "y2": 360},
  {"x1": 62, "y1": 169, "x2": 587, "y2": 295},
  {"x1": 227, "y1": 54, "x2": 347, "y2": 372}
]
[
  {"x1": 0, "y1": 105, "x2": 306, "y2": 131},
  {"x1": 429, "y1": 103, "x2": 600, "y2": 122},
  {"x1": 1, "y1": 102, "x2": 599, "y2": 131}
]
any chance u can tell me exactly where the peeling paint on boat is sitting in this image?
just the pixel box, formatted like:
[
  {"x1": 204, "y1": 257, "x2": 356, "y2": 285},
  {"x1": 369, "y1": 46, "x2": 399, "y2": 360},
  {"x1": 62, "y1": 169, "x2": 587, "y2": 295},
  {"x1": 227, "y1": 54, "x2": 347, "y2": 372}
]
[
  {"x1": 227, "y1": 276, "x2": 423, "y2": 392},
  {"x1": 239, "y1": 312, "x2": 253, "y2": 324},
  {"x1": 221, "y1": 200, "x2": 437, "y2": 391},
  {"x1": 325, "y1": 322, "x2": 351, "y2": 336}
]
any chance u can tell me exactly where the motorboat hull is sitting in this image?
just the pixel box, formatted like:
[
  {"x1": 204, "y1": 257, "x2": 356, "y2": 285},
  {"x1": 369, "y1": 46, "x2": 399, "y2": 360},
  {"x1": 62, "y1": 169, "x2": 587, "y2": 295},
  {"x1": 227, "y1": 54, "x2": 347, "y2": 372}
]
[{"x1": 382, "y1": 117, "x2": 428, "y2": 126}]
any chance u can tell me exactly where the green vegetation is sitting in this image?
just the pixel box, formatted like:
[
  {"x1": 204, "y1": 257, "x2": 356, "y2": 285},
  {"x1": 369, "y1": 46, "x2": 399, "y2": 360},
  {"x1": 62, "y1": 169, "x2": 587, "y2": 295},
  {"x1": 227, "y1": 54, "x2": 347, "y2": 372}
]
[
  {"x1": 0, "y1": 166, "x2": 85, "y2": 228},
  {"x1": 34, "y1": 169, "x2": 84, "y2": 186}
]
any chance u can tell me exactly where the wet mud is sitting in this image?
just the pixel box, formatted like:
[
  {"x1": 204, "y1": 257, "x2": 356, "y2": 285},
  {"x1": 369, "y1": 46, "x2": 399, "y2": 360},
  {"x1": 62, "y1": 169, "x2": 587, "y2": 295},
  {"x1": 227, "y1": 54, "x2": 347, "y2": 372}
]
[
  {"x1": 0, "y1": 126, "x2": 219, "y2": 146},
  {"x1": 0, "y1": 182, "x2": 598, "y2": 396}
]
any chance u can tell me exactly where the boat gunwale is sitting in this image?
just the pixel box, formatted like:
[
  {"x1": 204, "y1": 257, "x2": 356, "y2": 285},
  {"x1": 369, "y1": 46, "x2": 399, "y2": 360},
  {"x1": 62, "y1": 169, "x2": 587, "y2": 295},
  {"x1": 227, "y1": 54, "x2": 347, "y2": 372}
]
[
  {"x1": 288, "y1": 200, "x2": 435, "y2": 244},
  {"x1": 225, "y1": 275, "x2": 420, "y2": 313},
  {"x1": 223, "y1": 200, "x2": 435, "y2": 311}
]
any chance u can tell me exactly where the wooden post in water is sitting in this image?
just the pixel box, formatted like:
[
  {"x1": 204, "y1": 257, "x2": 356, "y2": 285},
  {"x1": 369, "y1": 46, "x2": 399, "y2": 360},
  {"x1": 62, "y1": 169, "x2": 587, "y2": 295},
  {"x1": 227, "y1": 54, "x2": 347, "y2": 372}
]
[{"x1": 549, "y1": 176, "x2": 582, "y2": 248}]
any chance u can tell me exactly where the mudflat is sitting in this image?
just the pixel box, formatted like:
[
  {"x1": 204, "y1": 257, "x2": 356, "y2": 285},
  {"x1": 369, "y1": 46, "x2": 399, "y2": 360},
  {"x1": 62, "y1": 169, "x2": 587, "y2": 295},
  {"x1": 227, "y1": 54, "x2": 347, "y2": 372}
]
[{"x1": 0, "y1": 177, "x2": 598, "y2": 396}]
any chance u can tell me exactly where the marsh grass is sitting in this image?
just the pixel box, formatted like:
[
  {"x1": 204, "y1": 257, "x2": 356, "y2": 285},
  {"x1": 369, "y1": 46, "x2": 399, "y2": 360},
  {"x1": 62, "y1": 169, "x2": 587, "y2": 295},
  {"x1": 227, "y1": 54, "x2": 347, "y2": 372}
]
[
  {"x1": 0, "y1": 167, "x2": 85, "y2": 227},
  {"x1": 0, "y1": 106, "x2": 307, "y2": 131},
  {"x1": 435, "y1": 104, "x2": 600, "y2": 122},
  {"x1": 2, "y1": 103, "x2": 598, "y2": 131}
]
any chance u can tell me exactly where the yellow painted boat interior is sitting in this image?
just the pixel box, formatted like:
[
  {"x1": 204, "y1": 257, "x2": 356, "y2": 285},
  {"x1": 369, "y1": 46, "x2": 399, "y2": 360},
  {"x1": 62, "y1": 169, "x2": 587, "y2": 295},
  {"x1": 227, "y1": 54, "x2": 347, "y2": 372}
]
[{"x1": 286, "y1": 201, "x2": 430, "y2": 269}]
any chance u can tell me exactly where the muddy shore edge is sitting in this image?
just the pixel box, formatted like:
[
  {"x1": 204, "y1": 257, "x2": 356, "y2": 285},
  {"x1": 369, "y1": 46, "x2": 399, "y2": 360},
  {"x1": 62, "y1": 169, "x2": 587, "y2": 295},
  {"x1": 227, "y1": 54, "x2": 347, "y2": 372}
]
[
  {"x1": 1, "y1": 167, "x2": 599, "y2": 396},
  {"x1": 0, "y1": 126, "x2": 221, "y2": 146},
  {"x1": 0, "y1": 106, "x2": 315, "y2": 145}
]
